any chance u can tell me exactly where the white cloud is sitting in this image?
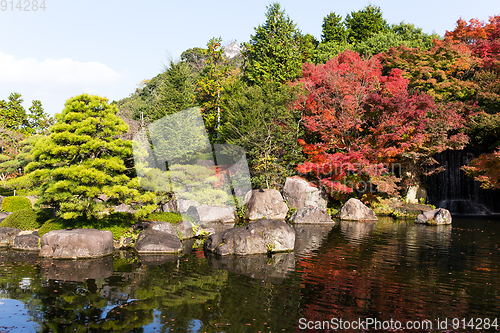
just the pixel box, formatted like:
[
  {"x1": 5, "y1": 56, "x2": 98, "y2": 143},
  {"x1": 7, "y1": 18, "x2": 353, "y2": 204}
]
[
  {"x1": 0, "y1": 51, "x2": 132, "y2": 115},
  {"x1": 0, "y1": 51, "x2": 123, "y2": 88}
]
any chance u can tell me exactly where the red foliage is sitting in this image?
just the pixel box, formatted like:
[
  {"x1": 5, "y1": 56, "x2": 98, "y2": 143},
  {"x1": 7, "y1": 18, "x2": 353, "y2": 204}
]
[
  {"x1": 445, "y1": 16, "x2": 500, "y2": 71},
  {"x1": 294, "y1": 51, "x2": 471, "y2": 198},
  {"x1": 462, "y1": 146, "x2": 500, "y2": 189}
]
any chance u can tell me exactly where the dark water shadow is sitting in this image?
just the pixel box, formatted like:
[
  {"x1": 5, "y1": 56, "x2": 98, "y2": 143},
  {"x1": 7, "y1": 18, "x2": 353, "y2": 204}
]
[
  {"x1": 293, "y1": 224, "x2": 335, "y2": 256},
  {"x1": 339, "y1": 220, "x2": 377, "y2": 244},
  {"x1": 40, "y1": 256, "x2": 114, "y2": 281},
  {"x1": 205, "y1": 251, "x2": 295, "y2": 283}
]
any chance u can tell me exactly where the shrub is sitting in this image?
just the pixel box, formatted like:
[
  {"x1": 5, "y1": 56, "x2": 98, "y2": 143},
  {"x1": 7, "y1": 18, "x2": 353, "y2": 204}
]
[
  {"x1": 0, "y1": 208, "x2": 43, "y2": 230},
  {"x1": 38, "y1": 212, "x2": 142, "y2": 240},
  {"x1": 0, "y1": 196, "x2": 32, "y2": 212},
  {"x1": 146, "y1": 212, "x2": 184, "y2": 224},
  {"x1": 38, "y1": 219, "x2": 65, "y2": 236}
]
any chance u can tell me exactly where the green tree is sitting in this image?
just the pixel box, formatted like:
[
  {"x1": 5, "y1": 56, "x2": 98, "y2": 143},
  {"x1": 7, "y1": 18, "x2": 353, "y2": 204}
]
[
  {"x1": 345, "y1": 5, "x2": 388, "y2": 44},
  {"x1": 156, "y1": 61, "x2": 197, "y2": 120},
  {"x1": 0, "y1": 93, "x2": 27, "y2": 133},
  {"x1": 220, "y1": 80, "x2": 304, "y2": 189},
  {"x1": 180, "y1": 47, "x2": 207, "y2": 72},
  {"x1": 354, "y1": 23, "x2": 441, "y2": 57},
  {"x1": 197, "y1": 37, "x2": 230, "y2": 139},
  {"x1": 242, "y1": 3, "x2": 303, "y2": 85},
  {"x1": 321, "y1": 12, "x2": 347, "y2": 43},
  {"x1": 27, "y1": 100, "x2": 55, "y2": 135},
  {"x1": 26, "y1": 94, "x2": 155, "y2": 220}
]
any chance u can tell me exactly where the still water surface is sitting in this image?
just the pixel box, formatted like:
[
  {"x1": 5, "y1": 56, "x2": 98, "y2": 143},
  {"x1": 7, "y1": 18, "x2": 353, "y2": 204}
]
[{"x1": 1, "y1": 217, "x2": 500, "y2": 332}]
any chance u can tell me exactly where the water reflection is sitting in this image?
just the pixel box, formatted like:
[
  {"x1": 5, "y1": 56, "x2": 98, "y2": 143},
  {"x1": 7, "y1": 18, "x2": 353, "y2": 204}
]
[
  {"x1": 40, "y1": 256, "x2": 114, "y2": 281},
  {"x1": 293, "y1": 224, "x2": 334, "y2": 256},
  {"x1": 0, "y1": 218, "x2": 499, "y2": 332},
  {"x1": 339, "y1": 220, "x2": 377, "y2": 244},
  {"x1": 205, "y1": 251, "x2": 295, "y2": 283}
]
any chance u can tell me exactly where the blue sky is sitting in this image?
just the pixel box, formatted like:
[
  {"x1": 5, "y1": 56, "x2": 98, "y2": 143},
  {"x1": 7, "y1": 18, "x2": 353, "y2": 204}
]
[{"x1": 0, "y1": 0, "x2": 499, "y2": 116}]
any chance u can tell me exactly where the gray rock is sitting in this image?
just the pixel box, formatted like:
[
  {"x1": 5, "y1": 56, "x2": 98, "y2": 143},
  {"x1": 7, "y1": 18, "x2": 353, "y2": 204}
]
[
  {"x1": 340, "y1": 198, "x2": 378, "y2": 221},
  {"x1": 182, "y1": 204, "x2": 236, "y2": 223},
  {"x1": 289, "y1": 206, "x2": 335, "y2": 224},
  {"x1": 174, "y1": 220, "x2": 195, "y2": 240},
  {"x1": 415, "y1": 208, "x2": 452, "y2": 225},
  {"x1": 12, "y1": 234, "x2": 40, "y2": 251},
  {"x1": 282, "y1": 177, "x2": 328, "y2": 211},
  {"x1": 204, "y1": 219, "x2": 295, "y2": 255},
  {"x1": 112, "y1": 203, "x2": 136, "y2": 214},
  {"x1": 177, "y1": 199, "x2": 200, "y2": 213},
  {"x1": 134, "y1": 229, "x2": 182, "y2": 253},
  {"x1": 39, "y1": 229, "x2": 114, "y2": 259},
  {"x1": 0, "y1": 227, "x2": 22, "y2": 247},
  {"x1": 150, "y1": 221, "x2": 177, "y2": 235},
  {"x1": 245, "y1": 189, "x2": 288, "y2": 220},
  {"x1": 161, "y1": 200, "x2": 178, "y2": 213},
  {"x1": 195, "y1": 204, "x2": 236, "y2": 223},
  {"x1": 0, "y1": 212, "x2": 11, "y2": 222}
]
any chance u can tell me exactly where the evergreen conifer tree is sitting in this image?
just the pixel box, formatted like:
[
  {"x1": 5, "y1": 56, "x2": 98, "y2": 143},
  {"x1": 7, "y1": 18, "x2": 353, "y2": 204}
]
[{"x1": 26, "y1": 94, "x2": 155, "y2": 220}]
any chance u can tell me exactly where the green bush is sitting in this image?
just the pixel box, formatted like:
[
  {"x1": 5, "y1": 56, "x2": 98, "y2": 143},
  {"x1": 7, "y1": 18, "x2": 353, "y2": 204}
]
[
  {"x1": 0, "y1": 196, "x2": 32, "y2": 212},
  {"x1": 146, "y1": 212, "x2": 184, "y2": 224},
  {"x1": 0, "y1": 208, "x2": 43, "y2": 230},
  {"x1": 38, "y1": 219, "x2": 65, "y2": 236},
  {"x1": 38, "y1": 212, "x2": 142, "y2": 240}
]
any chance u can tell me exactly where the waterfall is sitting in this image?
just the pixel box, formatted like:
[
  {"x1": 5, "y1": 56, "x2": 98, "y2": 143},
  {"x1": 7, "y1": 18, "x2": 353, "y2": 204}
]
[{"x1": 426, "y1": 150, "x2": 500, "y2": 215}]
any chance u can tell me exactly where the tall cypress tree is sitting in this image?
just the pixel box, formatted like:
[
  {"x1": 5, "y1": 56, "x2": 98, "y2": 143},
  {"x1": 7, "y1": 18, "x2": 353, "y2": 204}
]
[
  {"x1": 321, "y1": 12, "x2": 347, "y2": 44},
  {"x1": 26, "y1": 94, "x2": 155, "y2": 220},
  {"x1": 242, "y1": 3, "x2": 303, "y2": 85}
]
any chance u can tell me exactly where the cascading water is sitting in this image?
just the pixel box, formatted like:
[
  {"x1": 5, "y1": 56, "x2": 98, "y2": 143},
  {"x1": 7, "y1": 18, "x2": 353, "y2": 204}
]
[{"x1": 426, "y1": 150, "x2": 500, "y2": 215}]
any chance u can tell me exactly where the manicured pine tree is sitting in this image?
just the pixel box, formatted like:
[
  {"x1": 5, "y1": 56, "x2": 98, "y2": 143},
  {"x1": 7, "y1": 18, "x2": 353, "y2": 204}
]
[{"x1": 26, "y1": 94, "x2": 155, "y2": 220}]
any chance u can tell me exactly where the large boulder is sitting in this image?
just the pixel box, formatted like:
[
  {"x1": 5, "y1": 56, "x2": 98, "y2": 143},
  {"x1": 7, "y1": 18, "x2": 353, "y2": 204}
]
[
  {"x1": 245, "y1": 189, "x2": 288, "y2": 220},
  {"x1": 0, "y1": 227, "x2": 22, "y2": 247},
  {"x1": 282, "y1": 177, "x2": 328, "y2": 211},
  {"x1": 134, "y1": 229, "x2": 182, "y2": 253},
  {"x1": 415, "y1": 208, "x2": 452, "y2": 225},
  {"x1": 204, "y1": 219, "x2": 295, "y2": 255},
  {"x1": 289, "y1": 206, "x2": 335, "y2": 224},
  {"x1": 13, "y1": 233, "x2": 40, "y2": 251},
  {"x1": 340, "y1": 198, "x2": 378, "y2": 221},
  {"x1": 40, "y1": 229, "x2": 114, "y2": 259},
  {"x1": 184, "y1": 204, "x2": 236, "y2": 223}
]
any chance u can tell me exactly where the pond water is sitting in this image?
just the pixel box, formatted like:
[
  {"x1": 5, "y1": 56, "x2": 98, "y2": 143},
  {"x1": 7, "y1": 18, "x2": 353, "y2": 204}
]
[{"x1": 1, "y1": 217, "x2": 500, "y2": 332}]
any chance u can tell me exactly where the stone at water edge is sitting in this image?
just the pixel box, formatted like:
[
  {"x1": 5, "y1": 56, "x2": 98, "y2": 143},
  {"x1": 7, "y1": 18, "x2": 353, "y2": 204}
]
[
  {"x1": 289, "y1": 206, "x2": 335, "y2": 224},
  {"x1": 134, "y1": 229, "x2": 182, "y2": 253},
  {"x1": 340, "y1": 198, "x2": 378, "y2": 221},
  {"x1": 245, "y1": 189, "x2": 289, "y2": 220},
  {"x1": 40, "y1": 229, "x2": 114, "y2": 259},
  {"x1": 282, "y1": 177, "x2": 328, "y2": 211},
  {"x1": 13, "y1": 233, "x2": 40, "y2": 251},
  {"x1": 204, "y1": 219, "x2": 295, "y2": 255},
  {"x1": 0, "y1": 227, "x2": 22, "y2": 247},
  {"x1": 415, "y1": 208, "x2": 452, "y2": 225}
]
